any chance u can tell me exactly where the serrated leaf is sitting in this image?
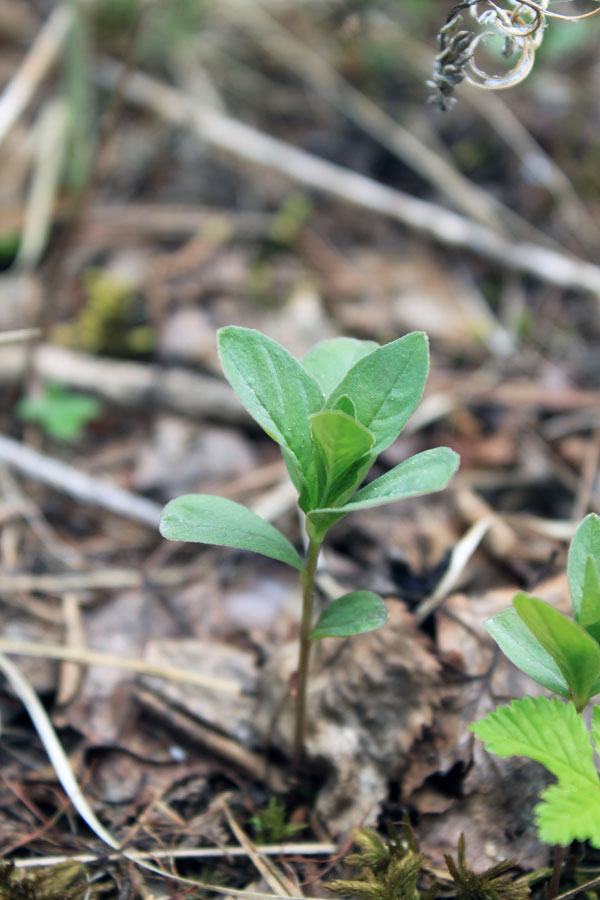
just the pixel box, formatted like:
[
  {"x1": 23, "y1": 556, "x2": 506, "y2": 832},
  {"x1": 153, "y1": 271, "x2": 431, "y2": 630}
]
[
  {"x1": 472, "y1": 698, "x2": 600, "y2": 848},
  {"x1": 535, "y1": 779, "x2": 600, "y2": 848},
  {"x1": 302, "y1": 337, "x2": 379, "y2": 396},
  {"x1": 306, "y1": 448, "x2": 459, "y2": 539},
  {"x1": 310, "y1": 410, "x2": 374, "y2": 508},
  {"x1": 471, "y1": 696, "x2": 598, "y2": 783},
  {"x1": 217, "y1": 327, "x2": 323, "y2": 491},
  {"x1": 310, "y1": 591, "x2": 388, "y2": 640},
  {"x1": 160, "y1": 494, "x2": 305, "y2": 571},
  {"x1": 568, "y1": 513, "x2": 600, "y2": 622},
  {"x1": 325, "y1": 332, "x2": 429, "y2": 454},
  {"x1": 485, "y1": 608, "x2": 570, "y2": 699},
  {"x1": 514, "y1": 593, "x2": 600, "y2": 710}
]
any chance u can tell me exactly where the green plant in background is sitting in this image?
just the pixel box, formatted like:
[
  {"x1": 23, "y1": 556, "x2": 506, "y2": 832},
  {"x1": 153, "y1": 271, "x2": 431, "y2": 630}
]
[
  {"x1": 472, "y1": 513, "x2": 600, "y2": 847},
  {"x1": 62, "y1": 0, "x2": 93, "y2": 192},
  {"x1": 160, "y1": 327, "x2": 459, "y2": 765},
  {"x1": 17, "y1": 383, "x2": 102, "y2": 442},
  {"x1": 250, "y1": 796, "x2": 305, "y2": 844},
  {"x1": 53, "y1": 268, "x2": 154, "y2": 357}
]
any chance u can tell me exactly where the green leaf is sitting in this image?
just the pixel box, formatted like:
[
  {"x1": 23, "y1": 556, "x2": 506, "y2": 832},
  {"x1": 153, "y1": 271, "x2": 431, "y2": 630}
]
[
  {"x1": 217, "y1": 327, "x2": 323, "y2": 491},
  {"x1": 310, "y1": 591, "x2": 388, "y2": 640},
  {"x1": 17, "y1": 383, "x2": 102, "y2": 442},
  {"x1": 514, "y1": 593, "x2": 600, "y2": 710},
  {"x1": 310, "y1": 410, "x2": 374, "y2": 508},
  {"x1": 536, "y1": 780, "x2": 600, "y2": 848},
  {"x1": 485, "y1": 608, "x2": 570, "y2": 699},
  {"x1": 472, "y1": 697, "x2": 600, "y2": 848},
  {"x1": 580, "y1": 556, "x2": 600, "y2": 638},
  {"x1": 471, "y1": 696, "x2": 597, "y2": 783},
  {"x1": 306, "y1": 447, "x2": 459, "y2": 539},
  {"x1": 568, "y1": 513, "x2": 600, "y2": 623},
  {"x1": 325, "y1": 332, "x2": 429, "y2": 454},
  {"x1": 160, "y1": 494, "x2": 305, "y2": 571},
  {"x1": 330, "y1": 394, "x2": 356, "y2": 418},
  {"x1": 302, "y1": 338, "x2": 378, "y2": 397}
]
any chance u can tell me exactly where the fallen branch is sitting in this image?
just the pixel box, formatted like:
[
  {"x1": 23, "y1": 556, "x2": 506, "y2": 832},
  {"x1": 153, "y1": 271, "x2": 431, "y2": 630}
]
[
  {"x1": 97, "y1": 60, "x2": 600, "y2": 296},
  {"x1": 0, "y1": 343, "x2": 243, "y2": 421},
  {"x1": 0, "y1": 433, "x2": 162, "y2": 527}
]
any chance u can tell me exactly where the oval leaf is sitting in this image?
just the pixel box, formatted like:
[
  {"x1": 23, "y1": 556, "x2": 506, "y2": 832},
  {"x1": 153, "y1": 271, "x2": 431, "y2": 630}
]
[
  {"x1": 325, "y1": 332, "x2": 429, "y2": 454},
  {"x1": 160, "y1": 494, "x2": 305, "y2": 571},
  {"x1": 568, "y1": 513, "x2": 600, "y2": 625},
  {"x1": 307, "y1": 447, "x2": 459, "y2": 539},
  {"x1": 217, "y1": 327, "x2": 323, "y2": 489},
  {"x1": 310, "y1": 591, "x2": 388, "y2": 640},
  {"x1": 485, "y1": 608, "x2": 570, "y2": 699},
  {"x1": 302, "y1": 337, "x2": 379, "y2": 396},
  {"x1": 514, "y1": 592, "x2": 600, "y2": 711},
  {"x1": 310, "y1": 410, "x2": 374, "y2": 508}
]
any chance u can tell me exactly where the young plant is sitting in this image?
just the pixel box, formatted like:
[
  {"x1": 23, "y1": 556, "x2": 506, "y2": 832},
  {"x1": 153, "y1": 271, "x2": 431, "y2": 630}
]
[
  {"x1": 250, "y1": 796, "x2": 305, "y2": 844},
  {"x1": 471, "y1": 513, "x2": 600, "y2": 848},
  {"x1": 160, "y1": 327, "x2": 459, "y2": 766},
  {"x1": 17, "y1": 382, "x2": 103, "y2": 442}
]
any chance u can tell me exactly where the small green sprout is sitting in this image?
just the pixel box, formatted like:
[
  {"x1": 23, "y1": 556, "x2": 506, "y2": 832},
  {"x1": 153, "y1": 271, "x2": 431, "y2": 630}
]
[
  {"x1": 250, "y1": 796, "x2": 305, "y2": 844},
  {"x1": 471, "y1": 513, "x2": 600, "y2": 848},
  {"x1": 17, "y1": 383, "x2": 102, "y2": 442},
  {"x1": 159, "y1": 327, "x2": 459, "y2": 766}
]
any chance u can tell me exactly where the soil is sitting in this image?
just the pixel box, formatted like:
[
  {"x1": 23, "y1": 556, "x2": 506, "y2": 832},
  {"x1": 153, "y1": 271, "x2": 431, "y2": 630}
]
[{"x1": 2, "y1": 1, "x2": 600, "y2": 898}]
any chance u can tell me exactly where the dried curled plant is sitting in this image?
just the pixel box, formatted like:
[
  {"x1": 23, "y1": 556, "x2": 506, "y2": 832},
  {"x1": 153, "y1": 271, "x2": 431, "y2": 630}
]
[
  {"x1": 429, "y1": 0, "x2": 600, "y2": 109},
  {"x1": 325, "y1": 826, "x2": 530, "y2": 900}
]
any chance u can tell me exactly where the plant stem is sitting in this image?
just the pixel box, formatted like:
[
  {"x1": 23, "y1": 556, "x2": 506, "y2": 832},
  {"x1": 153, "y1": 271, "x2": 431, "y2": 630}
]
[
  {"x1": 293, "y1": 537, "x2": 321, "y2": 769},
  {"x1": 546, "y1": 846, "x2": 565, "y2": 900}
]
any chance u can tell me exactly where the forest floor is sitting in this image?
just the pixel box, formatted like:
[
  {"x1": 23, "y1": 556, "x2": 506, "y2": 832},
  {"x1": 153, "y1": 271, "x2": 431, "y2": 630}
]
[{"x1": 2, "y1": 1, "x2": 600, "y2": 897}]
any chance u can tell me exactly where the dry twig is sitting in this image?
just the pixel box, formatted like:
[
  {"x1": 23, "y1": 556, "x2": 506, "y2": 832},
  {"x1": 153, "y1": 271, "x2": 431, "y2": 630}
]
[{"x1": 97, "y1": 60, "x2": 600, "y2": 296}]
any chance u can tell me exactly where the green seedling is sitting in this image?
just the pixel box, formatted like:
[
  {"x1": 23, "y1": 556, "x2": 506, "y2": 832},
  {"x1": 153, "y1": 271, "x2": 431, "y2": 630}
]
[
  {"x1": 160, "y1": 327, "x2": 459, "y2": 765},
  {"x1": 250, "y1": 796, "x2": 305, "y2": 844},
  {"x1": 471, "y1": 513, "x2": 600, "y2": 848},
  {"x1": 17, "y1": 383, "x2": 102, "y2": 442}
]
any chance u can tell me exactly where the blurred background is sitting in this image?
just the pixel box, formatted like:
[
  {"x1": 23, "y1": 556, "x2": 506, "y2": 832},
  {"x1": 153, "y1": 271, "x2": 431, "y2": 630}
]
[{"x1": 2, "y1": 0, "x2": 600, "y2": 879}]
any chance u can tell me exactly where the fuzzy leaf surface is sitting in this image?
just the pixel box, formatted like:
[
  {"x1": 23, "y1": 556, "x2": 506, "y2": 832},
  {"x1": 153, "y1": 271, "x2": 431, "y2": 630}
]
[
  {"x1": 514, "y1": 593, "x2": 600, "y2": 710},
  {"x1": 310, "y1": 410, "x2": 374, "y2": 508},
  {"x1": 580, "y1": 556, "x2": 600, "y2": 638},
  {"x1": 160, "y1": 494, "x2": 304, "y2": 571},
  {"x1": 568, "y1": 513, "x2": 600, "y2": 623},
  {"x1": 306, "y1": 447, "x2": 459, "y2": 539},
  {"x1": 302, "y1": 338, "x2": 378, "y2": 396},
  {"x1": 217, "y1": 327, "x2": 323, "y2": 490},
  {"x1": 485, "y1": 608, "x2": 570, "y2": 699},
  {"x1": 310, "y1": 590, "x2": 388, "y2": 640},
  {"x1": 330, "y1": 394, "x2": 356, "y2": 418},
  {"x1": 324, "y1": 332, "x2": 429, "y2": 454}
]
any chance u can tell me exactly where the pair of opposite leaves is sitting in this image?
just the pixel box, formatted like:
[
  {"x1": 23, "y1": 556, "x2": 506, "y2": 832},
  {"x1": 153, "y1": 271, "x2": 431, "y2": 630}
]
[
  {"x1": 487, "y1": 513, "x2": 600, "y2": 712},
  {"x1": 160, "y1": 327, "x2": 459, "y2": 640}
]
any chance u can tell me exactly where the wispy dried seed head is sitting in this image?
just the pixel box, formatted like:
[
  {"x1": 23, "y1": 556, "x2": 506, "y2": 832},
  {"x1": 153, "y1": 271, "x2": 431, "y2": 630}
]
[{"x1": 427, "y1": 14, "x2": 475, "y2": 111}]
